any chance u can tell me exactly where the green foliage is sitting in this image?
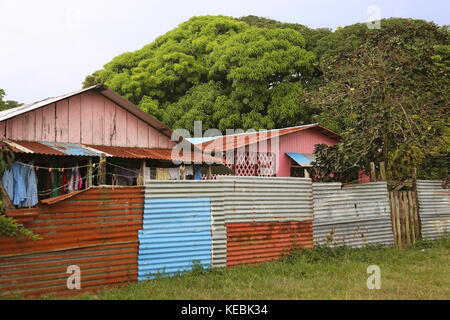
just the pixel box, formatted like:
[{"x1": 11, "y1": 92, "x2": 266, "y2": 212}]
[
  {"x1": 84, "y1": 15, "x2": 317, "y2": 131},
  {"x1": 307, "y1": 19, "x2": 450, "y2": 182},
  {"x1": 0, "y1": 215, "x2": 39, "y2": 240},
  {"x1": 0, "y1": 89, "x2": 22, "y2": 111}
]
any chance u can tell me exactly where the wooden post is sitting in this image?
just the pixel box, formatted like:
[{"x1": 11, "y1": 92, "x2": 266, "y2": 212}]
[
  {"x1": 87, "y1": 158, "x2": 93, "y2": 188},
  {"x1": 137, "y1": 160, "x2": 146, "y2": 186},
  {"x1": 379, "y1": 162, "x2": 386, "y2": 181},
  {"x1": 370, "y1": 162, "x2": 377, "y2": 182},
  {"x1": 395, "y1": 192, "x2": 402, "y2": 248},
  {"x1": 412, "y1": 167, "x2": 417, "y2": 180},
  {"x1": 98, "y1": 153, "x2": 106, "y2": 186},
  {"x1": 304, "y1": 168, "x2": 311, "y2": 179},
  {"x1": 402, "y1": 192, "x2": 411, "y2": 247},
  {"x1": 207, "y1": 165, "x2": 212, "y2": 180},
  {"x1": 180, "y1": 165, "x2": 186, "y2": 180}
]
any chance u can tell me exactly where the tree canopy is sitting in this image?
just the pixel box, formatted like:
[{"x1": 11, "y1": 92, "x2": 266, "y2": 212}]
[
  {"x1": 0, "y1": 89, "x2": 22, "y2": 111},
  {"x1": 84, "y1": 15, "x2": 449, "y2": 181},
  {"x1": 84, "y1": 15, "x2": 318, "y2": 131},
  {"x1": 307, "y1": 19, "x2": 449, "y2": 182}
]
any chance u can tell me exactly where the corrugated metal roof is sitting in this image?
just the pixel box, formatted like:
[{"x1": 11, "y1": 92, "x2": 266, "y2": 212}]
[
  {"x1": 194, "y1": 124, "x2": 341, "y2": 152},
  {"x1": 3, "y1": 140, "x2": 223, "y2": 164},
  {"x1": 286, "y1": 153, "x2": 316, "y2": 167}
]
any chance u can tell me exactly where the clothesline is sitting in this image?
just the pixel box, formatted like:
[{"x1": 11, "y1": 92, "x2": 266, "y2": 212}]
[
  {"x1": 106, "y1": 162, "x2": 140, "y2": 174},
  {"x1": 15, "y1": 161, "x2": 99, "y2": 172},
  {"x1": 37, "y1": 166, "x2": 100, "y2": 196}
]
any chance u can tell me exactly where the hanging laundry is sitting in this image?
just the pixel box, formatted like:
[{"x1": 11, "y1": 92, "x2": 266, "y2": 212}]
[
  {"x1": 23, "y1": 163, "x2": 38, "y2": 208},
  {"x1": 155, "y1": 168, "x2": 170, "y2": 180},
  {"x1": 122, "y1": 168, "x2": 137, "y2": 185},
  {"x1": 194, "y1": 165, "x2": 203, "y2": 181},
  {"x1": 12, "y1": 162, "x2": 27, "y2": 206},
  {"x1": 169, "y1": 168, "x2": 180, "y2": 180},
  {"x1": 68, "y1": 163, "x2": 82, "y2": 193},
  {"x1": 51, "y1": 170, "x2": 60, "y2": 198},
  {"x1": 2, "y1": 167, "x2": 14, "y2": 201},
  {"x1": 2, "y1": 162, "x2": 39, "y2": 208},
  {"x1": 185, "y1": 166, "x2": 194, "y2": 176}
]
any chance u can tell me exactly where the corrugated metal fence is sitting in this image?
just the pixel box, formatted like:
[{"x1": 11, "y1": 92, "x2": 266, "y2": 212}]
[
  {"x1": 416, "y1": 180, "x2": 450, "y2": 240},
  {"x1": 219, "y1": 177, "x2": 314, "y2": 266},
  {"x1": 0, "y1": 187, "x2": 143, "y2": 297},
  {"x1": 313, "y1": 182, "x2": 395, "y2": 247},
  {"x1": 2, "y1": 178, "x2": 449, "y2": 297},
  {"x1": 138, "y1": 177, "x2": 314, "y2": 277}
]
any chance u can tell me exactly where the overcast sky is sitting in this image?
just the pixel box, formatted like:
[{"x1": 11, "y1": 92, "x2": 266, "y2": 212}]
[{"x1": 0, "y1": 0, "x2": 448, "y2": 104}]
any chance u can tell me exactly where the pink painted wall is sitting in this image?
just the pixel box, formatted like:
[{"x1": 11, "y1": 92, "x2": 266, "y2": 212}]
[
  {"x1": 276, "y1": 129, "x2": 339, "y2": 177},
  {"x1": 0, "y1": 91, "x2": 175, "y2": 149}
]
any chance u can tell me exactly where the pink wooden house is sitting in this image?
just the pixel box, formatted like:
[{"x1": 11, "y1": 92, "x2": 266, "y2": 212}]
[
  {"x1": 189, "y1": 124, "x2": 342, "y2": 178},
  {"x1": 0, "y1": 84, "x2": 220, "y2": 201}
]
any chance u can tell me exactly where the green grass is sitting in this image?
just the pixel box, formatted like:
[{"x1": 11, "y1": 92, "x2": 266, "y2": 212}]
[{"x1": 67, "y1": 238, "x2": 449, "y2": 300}]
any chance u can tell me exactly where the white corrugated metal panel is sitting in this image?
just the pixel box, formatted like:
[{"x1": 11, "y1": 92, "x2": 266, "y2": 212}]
[
  {"x1": 417, "y1": 180, "x2": 450, "y2": 240},
  {"x1": 313, "y1": 182, "x2": 395, "y2": 247},
  {"x1": 145, "y1": 180, "x2": 228, "y2": 268},
  {"x1": 217, "y1": 176, "x2": 314, "y2": 224}
]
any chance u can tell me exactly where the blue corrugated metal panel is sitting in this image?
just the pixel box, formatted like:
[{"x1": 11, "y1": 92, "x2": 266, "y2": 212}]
[
  {"x1": 138, "y1": 197, "x2": 212, "y2": 280},
  {"x1": 40, "y1": 141, "x2": 100, "y2": 157}
]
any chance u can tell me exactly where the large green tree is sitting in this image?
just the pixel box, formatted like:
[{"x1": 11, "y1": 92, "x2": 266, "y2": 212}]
[
  {"x1": 0, "y1": 89, "x2": 22, "y2": 111},
  {"x1": 306, "y1": 19, "x2": 449, "y2": 182},
  {"x1": 84, "y1": 15, "x2": 316, "y2": 131}
]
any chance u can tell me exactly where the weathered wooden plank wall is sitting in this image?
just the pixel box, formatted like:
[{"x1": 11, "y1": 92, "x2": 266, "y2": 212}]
[{"x1": 0, "y1": 91, "x2": 174, "y2": 149}]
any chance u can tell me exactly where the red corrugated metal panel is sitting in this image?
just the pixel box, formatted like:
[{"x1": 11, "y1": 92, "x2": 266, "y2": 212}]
[
  {"x1": 226, "y1": 221, "x2": 313, "y2": 267},
  {"x1": 88, "y1": 145, "x2": 222, "y2": 163},
  {"x1": 200, "y1": 124, "x2": 341, "y2": 152},
  {"x1": 4, "y1": 140, "x2": 223, "y2": 164},
  {"x1": 0, "y1": 186, "x2": 143, "y2": 297}
]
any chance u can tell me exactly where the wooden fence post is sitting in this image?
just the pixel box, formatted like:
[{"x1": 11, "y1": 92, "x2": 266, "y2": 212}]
[
  {"x1": 87, "y1": 158, "x2": 93, "y2": 188},
  {"x1": 98, "y1": 153, "x2": 106, "y2": 185},
  {"x1": 380, "y1": 162, "x2": 386, "y2": 181},
  {"x1": 370, "y1": 162, "x2": 377, "y2": 182}
]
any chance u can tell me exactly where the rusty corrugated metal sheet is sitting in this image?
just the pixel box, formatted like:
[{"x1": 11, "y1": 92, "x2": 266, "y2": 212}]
[
  {"x1": 89, "y1": 145, "x2": 222, "y2": 163},
  {"x1": 197, "y1": 124, "x2": 341, "y2": 152},
  {"x1": 40, "y1": 189, "x2": 89, "y2": 205},
  {"x1": 3, "y1": 140, "x2": 222, "y2": 164},
  {"x1": 226, "y1": 221, "x2": 313, "y2": 267},
  {"x1": 0, "y1": 186, "x2": 143, "y2": 297}
]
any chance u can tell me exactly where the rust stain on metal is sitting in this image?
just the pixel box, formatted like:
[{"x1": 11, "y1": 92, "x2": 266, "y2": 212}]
[
  {"x1": 0, "y1": 186, "x2": 144, "y2": 297},
  {"x1": 226, "y1": 221, "x2": 313, "y2": 267}
]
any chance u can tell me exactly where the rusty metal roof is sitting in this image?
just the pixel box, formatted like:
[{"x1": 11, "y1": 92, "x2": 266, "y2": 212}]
[
  {"x1": 192, "y1": 124, "x2": 342, "y2": 152},
  {"x1": 3, "y1": 140, "x2": 223, "y2": 164}
]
